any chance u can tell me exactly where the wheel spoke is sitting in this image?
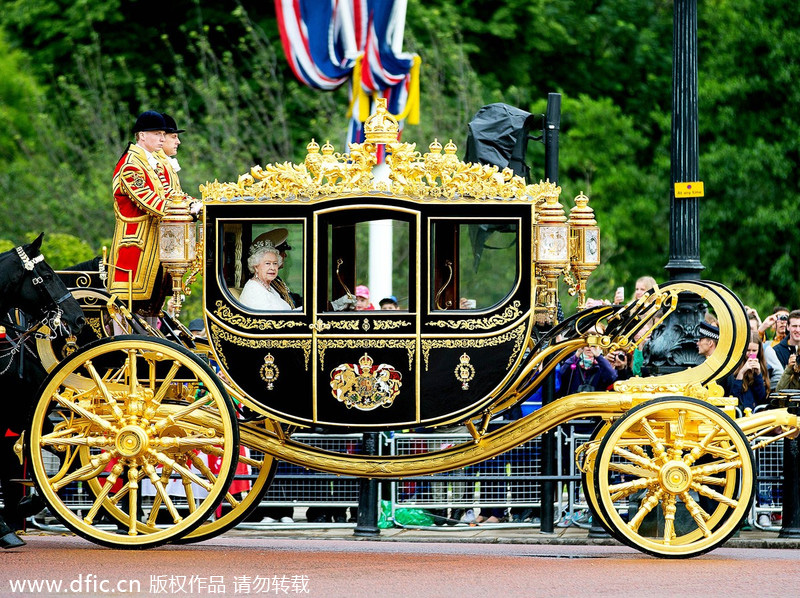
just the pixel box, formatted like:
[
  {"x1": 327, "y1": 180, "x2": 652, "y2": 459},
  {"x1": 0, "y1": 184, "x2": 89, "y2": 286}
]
[
  {"x1": 145, "y1": 465, "x2": 175, "y2": 526},
  {"x1": 127, "y1": 350, "x2": 139, "y2": 397},
  {"x1": 608, "y1": 461, "x2": 657, "y2": 479},
  {"x1": 151, "y1": 361, "x2": 182, "y2": 406},
  {"x1": 609, "y1": 477, "x2": 658, "y2": 502},
  {"x1": 152, "y1": 435, "x2": 227, "y2": 451},
  {"x1": 611, "y1": 446, "x2": 659, "y2": 472},
  {"x1": 51, "y1": 452, "x2": 113, "y2": 491},
  {"x1": 683, "y1": 424, "x2": 722, "y2": 466},
  {"x1": 52, "y1": 393, "x2": 113, "y2": 432},
  {"x1": 679, "y1": 491, "x2": 712, "y2": 537},
  {"x1": 674, "y1": 409, "x2": 686, "y2": 450},
  {"x1": 84, "y1": 361, "x2": 126, "y2": 421},
  {"x1": 691, "y1": 481, "x2": 739, "y2": 509},
  {"x1": 661, "y1": 494, "x2": 677, "y2": 545},
  {"x1": 127, "y1": 465, "x2": 140, "y2": 536},
  {"x1": 151, "y1": 450, "x2": 213, "y2": 491},
  {"x1": 627, "y1": 488, "x2": 664, "y2": 532},
  {"x1": 153, "y1": 398, "x2": 218, "y2": 434},
  {"x1": 40, "y1": 435, "x2": 114, "y2": 449},
  {"x1": 637, "y1": 417, "x2": 667, "y2": 461},
  {"x1": 144, "y1": 463, "x2": 182, "y2": 523},
  {"x1": 84, "y1": 462, "x2": 125, "y2": 524}
]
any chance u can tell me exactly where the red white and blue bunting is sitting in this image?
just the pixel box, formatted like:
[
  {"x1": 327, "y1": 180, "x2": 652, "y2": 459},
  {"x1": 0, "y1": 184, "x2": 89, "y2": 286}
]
[{"x1": 276, "y1": 0, "x2": 420, "y2": 152}]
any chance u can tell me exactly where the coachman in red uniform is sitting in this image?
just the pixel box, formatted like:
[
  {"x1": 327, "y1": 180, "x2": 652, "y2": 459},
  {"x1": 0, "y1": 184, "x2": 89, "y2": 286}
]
[{"x1": 109, "y1": 111, "x2": 175, "y2": 315}]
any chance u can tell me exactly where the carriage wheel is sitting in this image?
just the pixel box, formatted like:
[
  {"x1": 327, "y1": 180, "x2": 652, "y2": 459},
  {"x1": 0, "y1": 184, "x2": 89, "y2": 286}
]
[
  {"x1": 593, "y1": 397, "x2": 754, "y2": 558},
  {"x1": 177, "y1": 419, "x2": 279, "y2": 544},
  {"x1": 579, "y1": 420, "x2": 623, "y2": 541},
  {"x1": 28, "y1": 336, "x2": 239, "y2": 549}
]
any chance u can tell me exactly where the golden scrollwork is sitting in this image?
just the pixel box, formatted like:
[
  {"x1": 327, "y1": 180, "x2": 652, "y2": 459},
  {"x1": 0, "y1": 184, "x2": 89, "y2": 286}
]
[
  {"x1": 421, "y1": 322, "x2": 527, "y2": 371},
  {"x1": 428, "y1": 301, "x2": 522, "y2": 330},
  {"x1": 313, "y1": 319, "x2": 359, "y2": 331},
  {"x1": 86, "y1": 317, "x2": 104, "y2": 339},
  {"x1": 201, "y1": 99, "x2": 563, "y2": 205},
  {"x1": 213, "y1": 301, "x2": 306, "y2": 330},
  {"x1": 373, "y1": 320, "x2": 412, "y2": 331},
  {"x1": 210, "y1": 323, "x2": 311, "y2": 370},
  {"x1": 318, "y1": 338, "x2": 415, "y2": 371}
]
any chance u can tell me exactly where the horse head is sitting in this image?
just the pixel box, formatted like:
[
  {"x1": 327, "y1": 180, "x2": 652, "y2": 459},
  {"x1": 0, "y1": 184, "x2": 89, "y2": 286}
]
[{"x1": 9, "y1": 233, "x2": 85, "y2": 335}]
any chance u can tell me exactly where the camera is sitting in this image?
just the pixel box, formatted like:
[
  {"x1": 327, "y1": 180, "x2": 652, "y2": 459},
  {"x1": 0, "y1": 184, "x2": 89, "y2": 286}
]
[{"x1": 778, "y1": 315, "x2": 789, "y2": 321}]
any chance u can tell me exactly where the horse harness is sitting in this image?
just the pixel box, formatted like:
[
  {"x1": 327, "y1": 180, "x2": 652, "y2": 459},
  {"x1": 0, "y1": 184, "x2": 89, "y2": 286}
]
[{"x1": 0, "y1": 246, "x2": 73, "y2": 377}]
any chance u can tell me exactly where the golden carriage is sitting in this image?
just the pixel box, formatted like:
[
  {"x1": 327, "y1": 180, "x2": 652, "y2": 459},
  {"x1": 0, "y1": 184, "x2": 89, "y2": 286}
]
[{"x1": 25, "y1": 100, "x2": 800, "y2": 557}]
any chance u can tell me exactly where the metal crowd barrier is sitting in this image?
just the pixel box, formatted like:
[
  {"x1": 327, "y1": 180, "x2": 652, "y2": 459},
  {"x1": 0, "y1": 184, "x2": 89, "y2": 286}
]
[{"x1": 5, "y1": 421, "x2": 786, "y2": 530}]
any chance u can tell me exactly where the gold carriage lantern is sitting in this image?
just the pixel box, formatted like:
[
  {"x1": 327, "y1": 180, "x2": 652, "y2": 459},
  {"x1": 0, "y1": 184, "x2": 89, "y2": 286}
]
[
  {"x1": 567, "y1": 192, "x2": 600, "y2": 308},
  {"x1": 533, "y1": 182, "x2": 569, "y2": 324},
  {"x1": 158, "y1": 198, "x2": 196, "y2": 317}
]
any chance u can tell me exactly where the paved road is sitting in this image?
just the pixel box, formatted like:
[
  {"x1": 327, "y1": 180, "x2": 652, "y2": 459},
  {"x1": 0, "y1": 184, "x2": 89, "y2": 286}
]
[{"x1": 3, "y1": 533, "x2": 799, "y2": 598}]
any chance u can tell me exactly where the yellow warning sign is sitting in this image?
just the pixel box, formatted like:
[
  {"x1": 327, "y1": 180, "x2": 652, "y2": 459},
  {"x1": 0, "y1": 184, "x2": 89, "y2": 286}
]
[{"x1": 674, "y1": 181, "x2": 704, "y2": 198}]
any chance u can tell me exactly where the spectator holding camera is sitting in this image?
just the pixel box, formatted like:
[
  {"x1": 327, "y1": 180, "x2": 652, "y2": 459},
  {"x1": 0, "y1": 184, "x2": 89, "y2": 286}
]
[
  {"x1": 607, "y1": 349, "x2": 633, "y2": 383},
  {"x1": 759, "y1": 306, "x2": 790, "y2": 347},
  {"x1": 773, "y1": 309, "x2": 800, "y2": 368},
  {"x1": 558, "y1": 345, "x2": 617, "y2": 397},
  {"x1": 777, "y1": 350, "x2": 800, "y2": 390},
  {"x1": 612, "y1": 275, "x2": 658, "y2": 305},
  {"x1": 730, "y1": 332, "x2": 770, "y2": 412},
  {"x1": 746, "y1": 306, "x2": 784, "y2": 387}
]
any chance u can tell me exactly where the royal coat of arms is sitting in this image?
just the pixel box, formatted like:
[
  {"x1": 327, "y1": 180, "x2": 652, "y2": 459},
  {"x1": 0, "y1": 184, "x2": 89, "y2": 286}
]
[{"x1": 330, "y1": 353, "x2": 402, "y2": 411}]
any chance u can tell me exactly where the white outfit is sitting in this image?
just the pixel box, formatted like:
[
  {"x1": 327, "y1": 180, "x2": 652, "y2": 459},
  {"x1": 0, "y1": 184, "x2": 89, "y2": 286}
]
[{"x1": 238, "y1": 278, "x2": 292, "y2": 311}]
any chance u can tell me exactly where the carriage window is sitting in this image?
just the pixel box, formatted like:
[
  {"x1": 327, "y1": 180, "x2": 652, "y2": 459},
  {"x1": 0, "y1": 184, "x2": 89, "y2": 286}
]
[
  {"x1": 432, "y1": 221, "x2": 518, "y2": 311},
  {"x1": 324, "y1": 218, "x2": 411, "y2": 311},
  {"x1": 220, "y1": 221, "x2": 304, "y2": 310}
]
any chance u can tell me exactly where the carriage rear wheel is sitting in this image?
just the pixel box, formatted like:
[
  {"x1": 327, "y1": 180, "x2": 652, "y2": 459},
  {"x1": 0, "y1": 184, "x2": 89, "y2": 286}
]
[
  {"x1": 579, "y1": 420, "x2": 623, "y2": 541},
  {"x1": 176, "y1": 418, "x2": 279, "y2": 544},
  {"x1": 28, "y1": 336, "x2": 239, "y2": 549},
  {"x1": 593, "y1": 397, "x2": 754, "y2": 558}
]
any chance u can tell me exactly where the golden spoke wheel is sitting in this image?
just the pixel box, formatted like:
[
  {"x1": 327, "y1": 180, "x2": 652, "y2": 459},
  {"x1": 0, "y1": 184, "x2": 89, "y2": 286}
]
[
  {"x1": 28, "y1": 336, "x2": 239, "y2": 549},
  {"x1": 593, "y1": 397, "x2": 754, "y2": 558}
]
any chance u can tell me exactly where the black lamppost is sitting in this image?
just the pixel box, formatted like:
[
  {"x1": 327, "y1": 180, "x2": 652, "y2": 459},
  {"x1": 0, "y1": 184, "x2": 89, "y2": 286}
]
[
  {"x1": 666, "y1": 0, "x2": 703, "y2": 282},
  {"x1": 642, "y1": 0, "x2": 706, "y2": 375}
]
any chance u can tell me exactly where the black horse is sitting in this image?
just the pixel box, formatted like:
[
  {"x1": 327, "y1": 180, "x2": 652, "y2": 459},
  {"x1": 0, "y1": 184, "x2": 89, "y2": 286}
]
[{"x1": 0, "y1": 234, "x2": 84, "y2": 548}]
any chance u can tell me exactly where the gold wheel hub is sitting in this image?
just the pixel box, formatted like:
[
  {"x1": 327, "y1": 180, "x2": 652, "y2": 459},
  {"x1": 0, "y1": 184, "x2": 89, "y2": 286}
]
[
  {"x1": 660, "y1": 460, "x2": 692, "y2": 494},
  {"x1": 115, "y1": 425, "x2": 149, "y2": 458}
]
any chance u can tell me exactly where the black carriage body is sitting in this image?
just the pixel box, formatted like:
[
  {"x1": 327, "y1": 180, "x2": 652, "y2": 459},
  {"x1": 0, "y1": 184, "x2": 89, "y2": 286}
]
[{"x1": 203, "y1": 195, "x2": 534, "y2": 430}]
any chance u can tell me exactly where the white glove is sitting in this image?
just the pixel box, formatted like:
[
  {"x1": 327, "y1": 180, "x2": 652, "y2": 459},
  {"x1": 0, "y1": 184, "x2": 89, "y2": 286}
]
[
  {"x1": 331, "y1": 294, "x2": 357, "y2": 311},
  {"x1": 190, "y1": 201, "x2": 203, "y2": 215}
]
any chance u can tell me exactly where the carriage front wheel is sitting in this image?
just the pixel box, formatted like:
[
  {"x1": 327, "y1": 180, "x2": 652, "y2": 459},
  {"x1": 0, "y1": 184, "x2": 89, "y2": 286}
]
[
  {"x1": 593, "y1": 396, "x2": 754, "y2": 558},
  {"x1": 28, "y1": 336, "x2": 240, "y2": 549}
]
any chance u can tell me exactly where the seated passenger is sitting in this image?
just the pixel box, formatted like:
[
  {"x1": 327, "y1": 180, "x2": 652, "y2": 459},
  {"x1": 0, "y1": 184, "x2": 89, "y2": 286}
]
[
  {"x1": 379, "y1": 296, "x2": 399, "y2": 310},
  {"x1": 239, "y1": 240, "x2": 296, "y2": 310},
  {"x1": 355, "y1": 285, "x2": 374, "y2": 311}
]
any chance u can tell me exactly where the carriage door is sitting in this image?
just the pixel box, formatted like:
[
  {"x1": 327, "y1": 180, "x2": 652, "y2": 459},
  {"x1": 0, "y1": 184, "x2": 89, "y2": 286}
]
[{"x1": 312, "y1": 205, "x2": 420, "y2": 428}]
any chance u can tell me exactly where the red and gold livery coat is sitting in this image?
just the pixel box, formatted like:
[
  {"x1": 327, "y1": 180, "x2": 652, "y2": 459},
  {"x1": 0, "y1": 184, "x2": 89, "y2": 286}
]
[{"x1": 109, "y1": 144, "x2": 170, "y2": 301}]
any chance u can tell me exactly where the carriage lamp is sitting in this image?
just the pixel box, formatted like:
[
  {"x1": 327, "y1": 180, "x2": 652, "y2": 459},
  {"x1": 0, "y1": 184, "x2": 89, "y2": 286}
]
[
  {"x1": 567, "y1": 192, "x2": 600, "y2": 309},
  {"x1": 158, "y1": 198, "x2": 196, "y2": 317},
  {"x1": 533, "y1": 182, "x2": 569, "y2": 325}
]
